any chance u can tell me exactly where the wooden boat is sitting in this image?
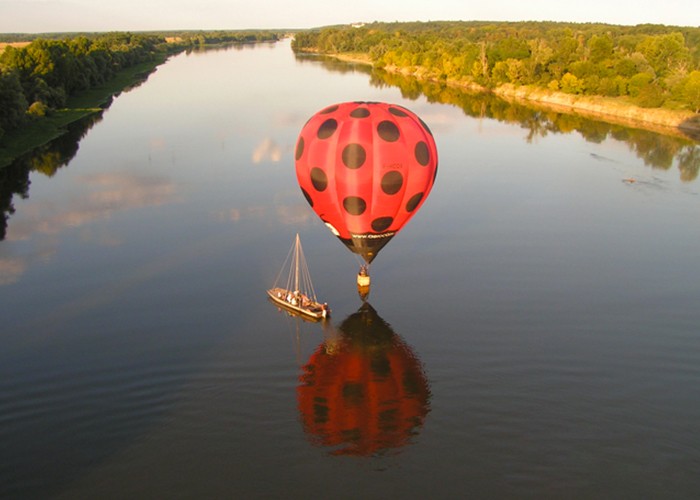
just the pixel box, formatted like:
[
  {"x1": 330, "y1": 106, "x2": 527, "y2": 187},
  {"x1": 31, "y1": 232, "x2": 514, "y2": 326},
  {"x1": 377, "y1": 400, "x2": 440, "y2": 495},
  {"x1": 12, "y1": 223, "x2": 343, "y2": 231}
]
[{"x1": 267, "y1": 233, "x2": 329, "y2": 321}]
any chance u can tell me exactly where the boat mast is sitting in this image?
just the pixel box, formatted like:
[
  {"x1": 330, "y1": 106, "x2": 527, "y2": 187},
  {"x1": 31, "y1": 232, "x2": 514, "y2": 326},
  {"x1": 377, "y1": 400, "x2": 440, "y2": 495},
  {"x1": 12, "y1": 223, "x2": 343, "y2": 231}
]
[{"x1": 294, "y1": 233, "x2": 300, "y2": 292}]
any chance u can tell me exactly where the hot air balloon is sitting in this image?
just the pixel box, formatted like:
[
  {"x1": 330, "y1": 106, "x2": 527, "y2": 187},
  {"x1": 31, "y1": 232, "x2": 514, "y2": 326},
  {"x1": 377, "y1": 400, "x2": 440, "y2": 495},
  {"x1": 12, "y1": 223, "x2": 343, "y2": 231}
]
[
  {"x1": 295, "y1": 102, "x2": 438, "y2": 292},
  {"x1": 297, "y1": 303, "x2": 431, "y2": 456}
]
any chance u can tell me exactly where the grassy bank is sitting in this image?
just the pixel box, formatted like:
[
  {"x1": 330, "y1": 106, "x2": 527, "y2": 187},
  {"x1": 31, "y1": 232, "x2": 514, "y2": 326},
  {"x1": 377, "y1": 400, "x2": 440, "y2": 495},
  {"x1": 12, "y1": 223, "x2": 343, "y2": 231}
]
[{"x1": 0, "y1": 53, "x2": 169, "y2": 169}]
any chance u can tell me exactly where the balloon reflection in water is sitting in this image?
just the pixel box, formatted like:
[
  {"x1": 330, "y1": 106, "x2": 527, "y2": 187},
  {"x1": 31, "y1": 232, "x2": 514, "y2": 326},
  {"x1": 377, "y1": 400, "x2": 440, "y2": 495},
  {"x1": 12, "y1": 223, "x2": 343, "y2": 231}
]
[{"x1": 297, "y1": 303, "x2": 430, "y2": 456}]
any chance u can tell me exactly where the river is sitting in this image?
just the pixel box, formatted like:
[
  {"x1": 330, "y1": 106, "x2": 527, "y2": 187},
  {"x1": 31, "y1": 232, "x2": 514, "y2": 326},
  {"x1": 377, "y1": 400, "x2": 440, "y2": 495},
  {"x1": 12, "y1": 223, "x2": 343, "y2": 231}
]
[{"x1": 1, "y1": 39, "x2": 700, "y2": 499}]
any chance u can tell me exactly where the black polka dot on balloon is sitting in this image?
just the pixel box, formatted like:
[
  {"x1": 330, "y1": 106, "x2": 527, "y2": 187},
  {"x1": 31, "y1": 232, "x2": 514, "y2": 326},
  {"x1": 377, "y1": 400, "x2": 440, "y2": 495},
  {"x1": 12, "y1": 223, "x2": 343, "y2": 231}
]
[
  {"x1": 310, "y1": 167, "x2": 328, "y2": 191},
  {"x1": 342, "y1": 143, "x2": 366, "y2": 169},
  {"x1": 343, "y1": 196, "x2": 367, "y2": 215},
  {"x1": 381, "y1": 171, "x2": 403, "y2": 195},
  {"x1": 388, "y1": 106, "x2": 408, "y2": 117},
  {"x1": 406, "y1": 192, "x2": 424, "y2": 212},
  {"x1": 317, "y1": 119, "x2": 337, "y2": 139},
  {"x1": 377, "y1": 120, "x2": 400, "y2": 142},
  {"x1": 415, "y1": 141, "x2": 430, "y2": 166},
  {"x1": 301, "y1": 187, "x2": 314, "y2": 207},
  {"x1": 295, "y1": 137, "x2": 304, "y2": 161},
  {"x1": 371, "y1": 216, "x2": 393, "y2": 232},
  {"x1": 320, "y1": 105, "x2": 339, "y2": 114},
  {"x1": 350, "y1": 107, "x2": 370, "y2": 118}
]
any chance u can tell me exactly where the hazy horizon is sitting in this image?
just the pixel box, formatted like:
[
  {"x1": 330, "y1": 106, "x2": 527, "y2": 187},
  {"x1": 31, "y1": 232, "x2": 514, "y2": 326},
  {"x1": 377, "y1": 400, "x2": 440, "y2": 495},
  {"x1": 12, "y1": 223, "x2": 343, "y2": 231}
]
[{"x1": 1, "y1": 0, "x2": 698, "y2": 34}]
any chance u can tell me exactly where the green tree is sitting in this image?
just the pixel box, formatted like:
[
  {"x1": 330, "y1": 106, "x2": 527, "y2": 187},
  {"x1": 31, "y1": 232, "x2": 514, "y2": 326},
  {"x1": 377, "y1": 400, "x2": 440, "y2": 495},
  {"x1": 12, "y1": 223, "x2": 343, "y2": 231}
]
[
  {"x1": 560, "y1": 72, "x2": 584, "y2": 94},
  {"x1": 615, "y1": 58, "x2": 638, "y2": 78},
  {"x1": 628, "y1": 72, "x2": 654, "y2": 97},
  {"x1": 635, "y1": 82, "x2": 665, "y2": 107},
  {"x1": 488, "y1": 37, "x2": 530, "y2": 63},
  {"x1": 0, "y1": 69, "x2": 28, "y2": 135},
  {"x1": 683, "y1": 70, "x2": 700, "y2": 112},
  {"x1": 636, "y1": 33, "x2": 691, "y2": 77},
  {"x1": 491, "y1": 60, "x2": 509, "y2": 84},
  {"x1": 588, "y1": 34, "x2": 614, "y2": 64},
  {"x1": 291, "y1": 21, "x2": 700, "y2": 110},
  {"x1": 27, "y1": 100, "x2": 49, "y2": 117},
  {"x1": 527, "y1": 38, "x2": 554, "y2": 83}
]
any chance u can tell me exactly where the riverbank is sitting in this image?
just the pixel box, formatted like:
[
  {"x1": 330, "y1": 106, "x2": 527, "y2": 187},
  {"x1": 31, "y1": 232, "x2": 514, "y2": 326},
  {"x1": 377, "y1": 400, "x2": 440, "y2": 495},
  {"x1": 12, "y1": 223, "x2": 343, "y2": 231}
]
[
  {"x1": 0, "y1": 53, "x2": 169, "y2": 169},
  {"x1": 323, "y1": 52, "x2": 700, "y2": 140},
  {"x1": 487, "y1": 84, "x2": 699, "y2": 139}
]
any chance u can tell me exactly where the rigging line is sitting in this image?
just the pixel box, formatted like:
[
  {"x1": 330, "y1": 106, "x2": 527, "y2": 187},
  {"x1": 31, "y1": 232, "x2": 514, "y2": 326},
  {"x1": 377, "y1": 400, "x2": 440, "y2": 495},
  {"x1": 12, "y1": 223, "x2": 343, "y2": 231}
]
[
  {"x1": 294, "y1": 234, "x2": 300, "y2": 292},
  {"x1": 284, "y1": 236, "x2": 297, "y2": 293},
  {"x1": 286, "y1": 246, "x2": 295, "y2": 292},
  {"x1": 297, "y1": 236, "x2": 305, "y2": 294},
  {"x1": 298, "y1": 239, "x2": 318, "y2": 302},
  {"x1": 305, "y1": 258, "x2": 318, "y2": 302},
  {"x1": 353, "y1": 253, "x2": 370, "y2": 274},
  {"x1": 273, "y1": 238, "x2": 296, "y2": 289}
]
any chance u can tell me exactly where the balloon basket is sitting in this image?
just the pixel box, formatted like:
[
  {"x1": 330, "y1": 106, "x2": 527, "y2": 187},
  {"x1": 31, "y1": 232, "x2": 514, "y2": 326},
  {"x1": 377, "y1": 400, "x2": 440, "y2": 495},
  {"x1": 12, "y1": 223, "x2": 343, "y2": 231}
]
[
  {"x1": 357, "y1": 270, "x2": 371, "y2": 302},
  {"x1": 357, "y1": 273, "x2": 370, "y2": 287}
]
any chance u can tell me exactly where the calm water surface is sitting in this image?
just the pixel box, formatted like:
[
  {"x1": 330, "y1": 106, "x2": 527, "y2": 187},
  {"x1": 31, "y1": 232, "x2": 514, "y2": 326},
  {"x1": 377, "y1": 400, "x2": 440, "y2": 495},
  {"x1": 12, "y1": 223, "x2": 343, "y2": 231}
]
[{"x1": 2, "y1": 39, "x2": 700, "y2": 498}]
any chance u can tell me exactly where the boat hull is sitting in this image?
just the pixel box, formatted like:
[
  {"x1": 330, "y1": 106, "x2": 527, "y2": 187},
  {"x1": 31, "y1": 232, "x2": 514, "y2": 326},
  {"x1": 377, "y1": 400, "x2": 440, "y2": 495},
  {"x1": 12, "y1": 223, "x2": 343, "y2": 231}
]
[{"x1": 267, "y1": 288, "x2": 328, "y2": 321}]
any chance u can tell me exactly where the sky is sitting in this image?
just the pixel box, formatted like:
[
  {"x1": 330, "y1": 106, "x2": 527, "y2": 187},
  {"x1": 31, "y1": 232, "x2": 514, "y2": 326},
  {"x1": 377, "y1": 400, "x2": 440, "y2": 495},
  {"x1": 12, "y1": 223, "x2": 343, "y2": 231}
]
[{"x1": 1, "y1": 0, "x2": 699, "y2": 33}]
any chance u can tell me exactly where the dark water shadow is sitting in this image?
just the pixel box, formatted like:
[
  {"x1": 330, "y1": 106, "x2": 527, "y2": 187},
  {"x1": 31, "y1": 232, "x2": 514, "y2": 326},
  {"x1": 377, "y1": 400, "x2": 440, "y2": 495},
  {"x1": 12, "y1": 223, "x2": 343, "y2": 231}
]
[
  {"x1": 294, "y1": 52, "x2": 374, "y2": 76},
  {"x1": 679, "y1": 115, "x2": 700, "y2": 142}
]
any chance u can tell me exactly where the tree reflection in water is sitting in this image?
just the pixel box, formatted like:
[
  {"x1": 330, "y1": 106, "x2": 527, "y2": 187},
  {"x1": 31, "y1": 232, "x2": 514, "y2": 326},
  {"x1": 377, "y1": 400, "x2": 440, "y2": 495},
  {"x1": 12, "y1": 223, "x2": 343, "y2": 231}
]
[
  {"x1": 0, "y1": 112, "x2": 104, "y2": 241},
  {"x1": 297, "y1": 303, "x2": 430, "y2": 456}
]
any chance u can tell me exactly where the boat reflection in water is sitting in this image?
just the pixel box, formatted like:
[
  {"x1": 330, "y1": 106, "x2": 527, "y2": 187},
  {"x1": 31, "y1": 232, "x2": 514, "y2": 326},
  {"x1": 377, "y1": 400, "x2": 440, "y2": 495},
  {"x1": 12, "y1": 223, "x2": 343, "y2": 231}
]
[{"x1": 297, "y1": 303, "x2": 430, "y2": 456}]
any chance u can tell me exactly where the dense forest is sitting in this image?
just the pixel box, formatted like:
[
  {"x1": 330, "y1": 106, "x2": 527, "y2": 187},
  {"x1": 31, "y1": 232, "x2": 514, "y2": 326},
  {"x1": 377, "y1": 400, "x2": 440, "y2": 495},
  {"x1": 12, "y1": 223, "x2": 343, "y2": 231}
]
[
  {"x1": 0, "y1": 30, "x2": 279, "y2": 138},
  {"x1": 292, "y1": 21, "x2": 700, "y2": 113}
]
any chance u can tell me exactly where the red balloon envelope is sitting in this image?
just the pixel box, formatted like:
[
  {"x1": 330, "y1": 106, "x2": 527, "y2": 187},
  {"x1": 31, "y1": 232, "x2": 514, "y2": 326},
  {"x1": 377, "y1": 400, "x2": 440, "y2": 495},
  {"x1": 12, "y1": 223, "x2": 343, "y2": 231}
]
[{"x1": 295, "y1": 101, "x2": 438, "y2": 264}]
